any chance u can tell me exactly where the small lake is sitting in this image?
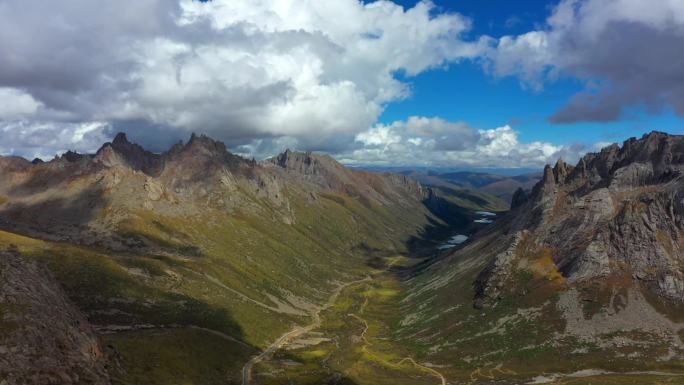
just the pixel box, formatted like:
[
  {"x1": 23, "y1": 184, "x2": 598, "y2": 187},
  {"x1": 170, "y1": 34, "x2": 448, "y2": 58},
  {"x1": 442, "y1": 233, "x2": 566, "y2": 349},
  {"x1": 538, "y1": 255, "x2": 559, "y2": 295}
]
[
  {"x1": 474, "y1": 218, "x2": 494, "y2": 224},
  {"x1": 437, "y1": 234, "x2": 469, "y2": 250},
  {"x1": 474, "y1": 211, "x2": 497, "y2": 223},
  {"x1": 438, "y1": 211, "x2": 500, "y2": 250}
]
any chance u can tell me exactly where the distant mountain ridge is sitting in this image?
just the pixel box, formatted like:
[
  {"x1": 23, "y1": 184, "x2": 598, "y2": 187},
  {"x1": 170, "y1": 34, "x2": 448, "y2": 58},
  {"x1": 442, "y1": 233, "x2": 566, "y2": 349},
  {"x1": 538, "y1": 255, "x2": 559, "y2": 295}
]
[{"x1": 400, "y1": 169, "x2": 542, "y2": 207}]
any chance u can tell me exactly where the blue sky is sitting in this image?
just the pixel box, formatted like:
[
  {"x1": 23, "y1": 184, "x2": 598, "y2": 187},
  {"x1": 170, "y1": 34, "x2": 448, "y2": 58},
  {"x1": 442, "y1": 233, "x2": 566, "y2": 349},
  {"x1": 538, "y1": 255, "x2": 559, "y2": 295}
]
[
  {"x1": 384, "y1": 56, "x2": 684, "y2": 146},
  {"x1": 379, "y1": 0, "x2": 684, "y2": 147},
  {"x1": 389, "y1": 0, "x2": 554, "y2": 37}
]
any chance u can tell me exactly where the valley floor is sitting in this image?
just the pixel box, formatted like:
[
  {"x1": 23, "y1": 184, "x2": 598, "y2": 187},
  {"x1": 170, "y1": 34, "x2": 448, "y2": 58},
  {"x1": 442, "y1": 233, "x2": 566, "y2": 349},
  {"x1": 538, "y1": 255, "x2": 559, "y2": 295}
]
[
  {"x1": 247, "y1": 255, "x2": 445, "y2": 385},
  {"x1": 242, "y1": 255, "x2": 684, "y2": 385},
  {"x1": 3, "y1": 228, "x2": 684, "y2": 385}
]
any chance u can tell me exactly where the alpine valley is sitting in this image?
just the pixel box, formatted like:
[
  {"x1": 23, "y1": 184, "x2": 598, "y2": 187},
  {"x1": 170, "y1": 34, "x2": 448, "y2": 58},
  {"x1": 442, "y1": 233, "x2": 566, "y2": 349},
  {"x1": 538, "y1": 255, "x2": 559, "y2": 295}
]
[{"x1": 1, "y1": 131, "x2": 684, "y2": 385}]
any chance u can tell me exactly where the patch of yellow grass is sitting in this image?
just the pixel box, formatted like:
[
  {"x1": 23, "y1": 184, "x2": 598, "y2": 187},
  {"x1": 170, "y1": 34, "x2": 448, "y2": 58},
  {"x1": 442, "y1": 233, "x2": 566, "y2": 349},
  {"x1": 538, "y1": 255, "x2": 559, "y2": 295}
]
[
  {"x1": 0, "y1": 229, "x2": 46, "y2": 253},
  {"x1": 516, "y1": 234, "x2": 566, "y2": 284},
  {"x1": 529, "y1": 254, "x2": 566, "y2": 283},
  {"x1": 332, "y1": 297, "x2": 354, "y2": 312},
  {"x1": 360, "y1": 347, "x2": 403, "y2": 367},
  {"x1": 384, "y1": 255, "x2": 418, "y2": 268},
  {"x1": 300, "y1": 349, "x2": 328, "y2": 360},
  {"x1": 363, "y1": 288, "x2": 399, "y2": 298}
]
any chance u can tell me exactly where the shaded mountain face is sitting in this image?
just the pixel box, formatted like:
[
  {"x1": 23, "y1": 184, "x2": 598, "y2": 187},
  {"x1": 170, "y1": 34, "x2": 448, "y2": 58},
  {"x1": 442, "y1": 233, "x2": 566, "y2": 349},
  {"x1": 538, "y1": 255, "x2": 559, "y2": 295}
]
[{"x1": 400, "y1": 131, "x2": 684, "y2": 375}]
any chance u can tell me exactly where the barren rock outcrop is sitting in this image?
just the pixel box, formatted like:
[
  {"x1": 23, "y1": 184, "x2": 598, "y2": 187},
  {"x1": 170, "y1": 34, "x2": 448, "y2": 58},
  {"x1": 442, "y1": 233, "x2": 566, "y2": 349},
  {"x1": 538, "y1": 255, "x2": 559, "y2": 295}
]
[
  {"x1": 0, "y1": 249, "x2": 110, "y2": 385},
  {"x1": 476, "y1": 131, "x2": 684, "y2": 305}
]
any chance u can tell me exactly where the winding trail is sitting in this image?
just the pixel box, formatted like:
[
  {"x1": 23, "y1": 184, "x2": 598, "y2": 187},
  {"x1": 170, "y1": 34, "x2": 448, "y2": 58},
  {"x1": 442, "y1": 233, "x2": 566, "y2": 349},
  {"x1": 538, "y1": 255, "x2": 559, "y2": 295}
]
[
  {"x1": 241, "y1": 276, "x2": 371, "y2": 385},
  {"x1": 240, "y1": 257, "x2": 445, "y2": 385},
  {"x1": 349, "y1": 313, "x2": 446, "y2": 385},
  {"x1": 345, "y1": 263, "x2": 447, "y2": 385},
  {"x1": 468, "y1": 367, "x2": 516, "y2": 384}
]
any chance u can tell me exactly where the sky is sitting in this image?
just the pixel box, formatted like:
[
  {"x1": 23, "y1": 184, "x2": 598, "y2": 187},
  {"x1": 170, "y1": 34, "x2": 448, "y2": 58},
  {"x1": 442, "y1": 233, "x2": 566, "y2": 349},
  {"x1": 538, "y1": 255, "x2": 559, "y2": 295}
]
[{"x1": 1, "y1": 0, "x2": 684, "y2": 168}]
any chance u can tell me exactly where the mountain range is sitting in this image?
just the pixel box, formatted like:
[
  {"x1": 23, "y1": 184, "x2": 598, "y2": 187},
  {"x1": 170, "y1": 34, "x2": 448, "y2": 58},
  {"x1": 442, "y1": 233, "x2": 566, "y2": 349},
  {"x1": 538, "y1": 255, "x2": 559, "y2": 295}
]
[
  {"x1": 400, "y1": 169, "x2": 542, "y2": 207},
  {"x1": 1, "y1": 131, "x2": 684, "y2": 384}
]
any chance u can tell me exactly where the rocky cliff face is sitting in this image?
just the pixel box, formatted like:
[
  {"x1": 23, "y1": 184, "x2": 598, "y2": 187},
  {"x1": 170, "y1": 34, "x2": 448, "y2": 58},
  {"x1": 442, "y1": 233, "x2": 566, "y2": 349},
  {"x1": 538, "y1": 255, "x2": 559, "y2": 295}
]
[
  {"x1": 0, "y1": 248, "x2": 110, "y2": 385},
  {"x1": 95, "y1": 133, "x2": 163, "y2": 176},
  {"x1": 400, "y1": 132, "x2": 684, "y2": 373},
  {"x1": 476, "y1": 131, "x2": 684, "y2": 306},
  {"x1": 504, "y1": 132, "x2": 684, "y2": 302}
]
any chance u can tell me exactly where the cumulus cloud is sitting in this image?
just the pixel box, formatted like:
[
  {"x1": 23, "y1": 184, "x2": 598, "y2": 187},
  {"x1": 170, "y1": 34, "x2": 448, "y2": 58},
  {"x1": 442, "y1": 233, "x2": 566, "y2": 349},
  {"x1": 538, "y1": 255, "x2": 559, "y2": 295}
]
[
  {"x1": 339, "y1": 117, "x2": 595, "y2": 168},
  {"x1": 485, "y1": 0, "x2": 684, "y2": 122},
  {"x1": 0, "y1": 0, "x2": 656, "y2": 167},
  {"x1": 0, "y1": 88, "x2": 42, "y2": 119},
  {"x1": 0, "y1": 0, "x2": 484, "y2": 158},
  {"x1": 0, "y1": 121, "x2": 111, "y2": 160}
]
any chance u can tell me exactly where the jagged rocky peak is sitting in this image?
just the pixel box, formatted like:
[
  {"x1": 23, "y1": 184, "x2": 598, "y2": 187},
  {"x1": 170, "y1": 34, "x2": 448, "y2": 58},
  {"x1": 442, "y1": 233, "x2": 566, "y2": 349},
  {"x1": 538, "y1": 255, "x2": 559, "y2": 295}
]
[
  {"x1": 61, "y1": 150, "x2": 86, "y2": 163},
  {"x1": 536, "y1": 158, "x2": 572, "y2": 187},
  {"x1": 529, "y1": 163, "x2": 558, "y2": 203},
  {"x1": 510, "y1": 187, "x2": 528, "y2": 209},
  {"x1": 153, "y1": 134, "x2": 258, "y2": 191},
  {"x1": 271, "y1": 149, "x2": 341, "y2": 175},
  {"x1": 485, "y1": 130, "x2": 684, "y2": 306},
  {"x1": 95, "y1": 132, "x2": 163, "y2": 175},
  {"x1": 185, "y1": 132, "x2": 227, "y2": 153},
  {"x1": 542, "y1": 164, "x2": 555, "y2": 185},
  {"x1": 168, "y1": 133, "x2": 246, "y2": 168},
  {"x1": 94, "y1": 131, "x2": 247, "y2": 177},
  {"x1": 565, "y1": 131, "x2": 684, "y2": 190},
  {"x1": 552, "y1": 158, "x2": 571, "y2": 183},
  {"x1": 112, "y1": 132, "x2": 129, "y2": 145}
]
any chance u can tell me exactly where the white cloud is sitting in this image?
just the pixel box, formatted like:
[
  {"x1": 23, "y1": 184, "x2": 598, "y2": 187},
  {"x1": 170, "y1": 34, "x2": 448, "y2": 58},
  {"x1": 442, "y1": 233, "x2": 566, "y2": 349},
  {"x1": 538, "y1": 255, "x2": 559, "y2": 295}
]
[
  {"x1": 0, "y1": 88, "x2": 42, "y2": 119},
  {"x1": 0, "y1": 121, "x2": 111, "y2": 160},
  {"x1": 0, "y1": 0, "x2": 485, "y2": 158},
  {"x1": 356, "y1": 125, "x2": 402, "y2": 147},
  {"x1": 485, "y1": 0, "x2": 684, "y2": 122},
  {"x1": 487, "y1": 32, "x2": 553, "y2": 90},
  {"x1": 0, "y1": 0, "x2": 649, "y2": 167},
  {"x1": 344, "y1": 118, "x2": 592, "y2": 168}
]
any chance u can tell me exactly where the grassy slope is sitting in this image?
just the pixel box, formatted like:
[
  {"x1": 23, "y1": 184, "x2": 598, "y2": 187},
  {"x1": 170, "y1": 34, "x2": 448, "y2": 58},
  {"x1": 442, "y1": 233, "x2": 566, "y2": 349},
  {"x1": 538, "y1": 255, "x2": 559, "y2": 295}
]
[
  {"x1": 203, "y1": 249, "x2": 684, "y2": 385},
  {"x1": 105, "y1": 328, "x2": 255, "y2": 385},
  {"x1": 0, "y1": 178, "x2": 433, "y2": 384},
  {"x1": 429, "y1": 185, "x2": 508, "y2": 213},
  {"x1": 9, "y1": 169, "x2": 681, "y2": 384},
  {"x1": 208, "y1": 191, "x2": 516, "y2": 384},
  {"x1": 6, "y1": 157, "x2": 586, "y2": 384}
]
